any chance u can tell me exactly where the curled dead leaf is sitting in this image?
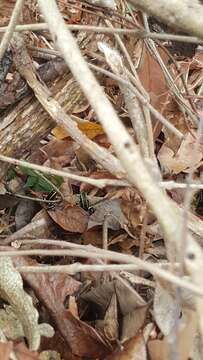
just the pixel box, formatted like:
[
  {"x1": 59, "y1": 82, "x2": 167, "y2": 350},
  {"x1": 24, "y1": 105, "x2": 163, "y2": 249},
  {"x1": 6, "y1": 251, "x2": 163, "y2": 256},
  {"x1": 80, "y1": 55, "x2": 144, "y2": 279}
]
[{"x1": 48, "y1": 203, "x2": 89, "y2": 233}]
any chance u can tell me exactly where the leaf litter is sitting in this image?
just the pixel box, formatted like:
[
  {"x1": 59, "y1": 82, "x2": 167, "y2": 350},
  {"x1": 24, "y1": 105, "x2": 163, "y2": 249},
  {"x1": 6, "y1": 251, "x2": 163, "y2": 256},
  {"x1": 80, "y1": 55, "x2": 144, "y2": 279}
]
[{"x1": 0, "y1": 1, "x2": 203, "y2": 359}]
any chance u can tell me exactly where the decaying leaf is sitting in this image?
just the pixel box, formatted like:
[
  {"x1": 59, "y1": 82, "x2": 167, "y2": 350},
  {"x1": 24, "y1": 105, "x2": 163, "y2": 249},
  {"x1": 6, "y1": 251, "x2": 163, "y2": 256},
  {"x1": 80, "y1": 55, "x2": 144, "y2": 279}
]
[
  {"x1": 48, "y1": 203, "x2": 89, "y2": 233},
  {"x1": 0, "y1": 257, "x2": 54, "y2": 351},
  {"x1": 137, "y1": 44, "x2": 169, "y2": 113}
]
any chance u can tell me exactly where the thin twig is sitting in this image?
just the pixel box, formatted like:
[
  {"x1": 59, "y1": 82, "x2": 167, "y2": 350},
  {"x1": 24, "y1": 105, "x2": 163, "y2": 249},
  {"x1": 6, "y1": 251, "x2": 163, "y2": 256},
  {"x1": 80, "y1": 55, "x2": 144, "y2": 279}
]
[
  {"x1": 160, "y1": 181, "x2": 203, "y2": 190},
  {"x1": 0, "y1": 0, "x2": 24, "y2": 62},
  {"x1": 0, "y1": 23, "x2": 202, "y2": 44},
  {"x1": 0, "y1": 154, "x2": 128, "y2": 188},
  {"x1": 0, "y1": 245, "x2": 202, "y2": 296}
]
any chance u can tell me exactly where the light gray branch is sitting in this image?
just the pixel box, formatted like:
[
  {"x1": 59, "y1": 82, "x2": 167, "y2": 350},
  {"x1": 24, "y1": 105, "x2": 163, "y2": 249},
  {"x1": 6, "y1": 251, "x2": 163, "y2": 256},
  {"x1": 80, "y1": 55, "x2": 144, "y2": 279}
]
[{"x1": 128, "y1": 0, "x2": 203, "y2": 40}]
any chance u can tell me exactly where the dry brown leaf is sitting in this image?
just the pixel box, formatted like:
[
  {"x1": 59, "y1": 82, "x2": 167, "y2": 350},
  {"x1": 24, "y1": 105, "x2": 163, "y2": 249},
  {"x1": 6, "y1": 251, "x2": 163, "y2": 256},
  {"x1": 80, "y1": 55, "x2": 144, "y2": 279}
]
[
  {"x1": 12, "y1": 257, "x2": 109, "y2": 358},
  {"x1": 88, "y1": 199, "x2": 127, "y2": 230},
  {"x1": 30, "y1": 139, "x2": 77, "y2": 167},
  {"x1": 58, "y1": 310, "x2": 110, "y2": 358},
  {"x1": 52, "y1": 121, "x2": 104, "y2": 140},
  {"x1": 137, "y1": 44, "x2": 169, "y2": 113},
  {"x1": 82, "y1": 279, "x2": 147, "y2": 343},
  {"x1": 158, "y1": 132, "x2": 203, "y2": 174},
  {"x1": 83, "y1": 227, "x2": 103, "y2": 247},
  {"x1": 121, "y1": 305, "x2": 148, "y2": 343},
  {"x1": 48, "y1": 203, "x2": 89, "y2": 233},
  {"x1": 105, "y1": 334, "x2": 147, "y2": 360}
]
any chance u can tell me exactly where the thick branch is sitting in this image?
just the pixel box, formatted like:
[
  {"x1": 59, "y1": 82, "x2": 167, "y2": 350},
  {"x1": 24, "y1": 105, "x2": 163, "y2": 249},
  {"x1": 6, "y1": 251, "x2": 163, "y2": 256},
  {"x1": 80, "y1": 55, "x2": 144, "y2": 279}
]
[{"x1": 128, "y1": 0, "x2": 203, "y2": 40}]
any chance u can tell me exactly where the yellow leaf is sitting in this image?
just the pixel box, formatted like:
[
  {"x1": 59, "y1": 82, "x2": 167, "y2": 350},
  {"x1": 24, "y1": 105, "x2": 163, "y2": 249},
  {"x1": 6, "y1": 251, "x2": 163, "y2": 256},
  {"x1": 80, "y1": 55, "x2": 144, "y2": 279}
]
[{"x1": 52, "y1": 121, "x2": 104, "y2": 140}]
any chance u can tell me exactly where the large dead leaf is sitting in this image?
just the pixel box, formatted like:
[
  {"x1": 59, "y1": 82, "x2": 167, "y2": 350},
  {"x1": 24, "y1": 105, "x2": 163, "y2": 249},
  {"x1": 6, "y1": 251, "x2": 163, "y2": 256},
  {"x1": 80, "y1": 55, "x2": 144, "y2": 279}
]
[
  {"x1": 48, "y1": 203, "x2": 89, "y2": 233},
  {"x1": 58, "y1": 310, "x2": 110, "y2": 358},
  {"x1": 52, "y1": 121, "x2": 104, "y2": 140},
  {"x1": 82, "y1": 279, "x2": 147, "y2": 343},
  {"x1": 12, "y1": 257, "x2": 109, "y2": 358}
]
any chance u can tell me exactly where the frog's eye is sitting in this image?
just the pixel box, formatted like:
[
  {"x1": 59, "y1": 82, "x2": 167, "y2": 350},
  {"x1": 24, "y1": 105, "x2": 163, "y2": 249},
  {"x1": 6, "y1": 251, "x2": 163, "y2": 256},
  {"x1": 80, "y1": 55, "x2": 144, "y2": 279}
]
[{"x1": 88, "y1": 206, "x2": 95, "y2": 215}]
